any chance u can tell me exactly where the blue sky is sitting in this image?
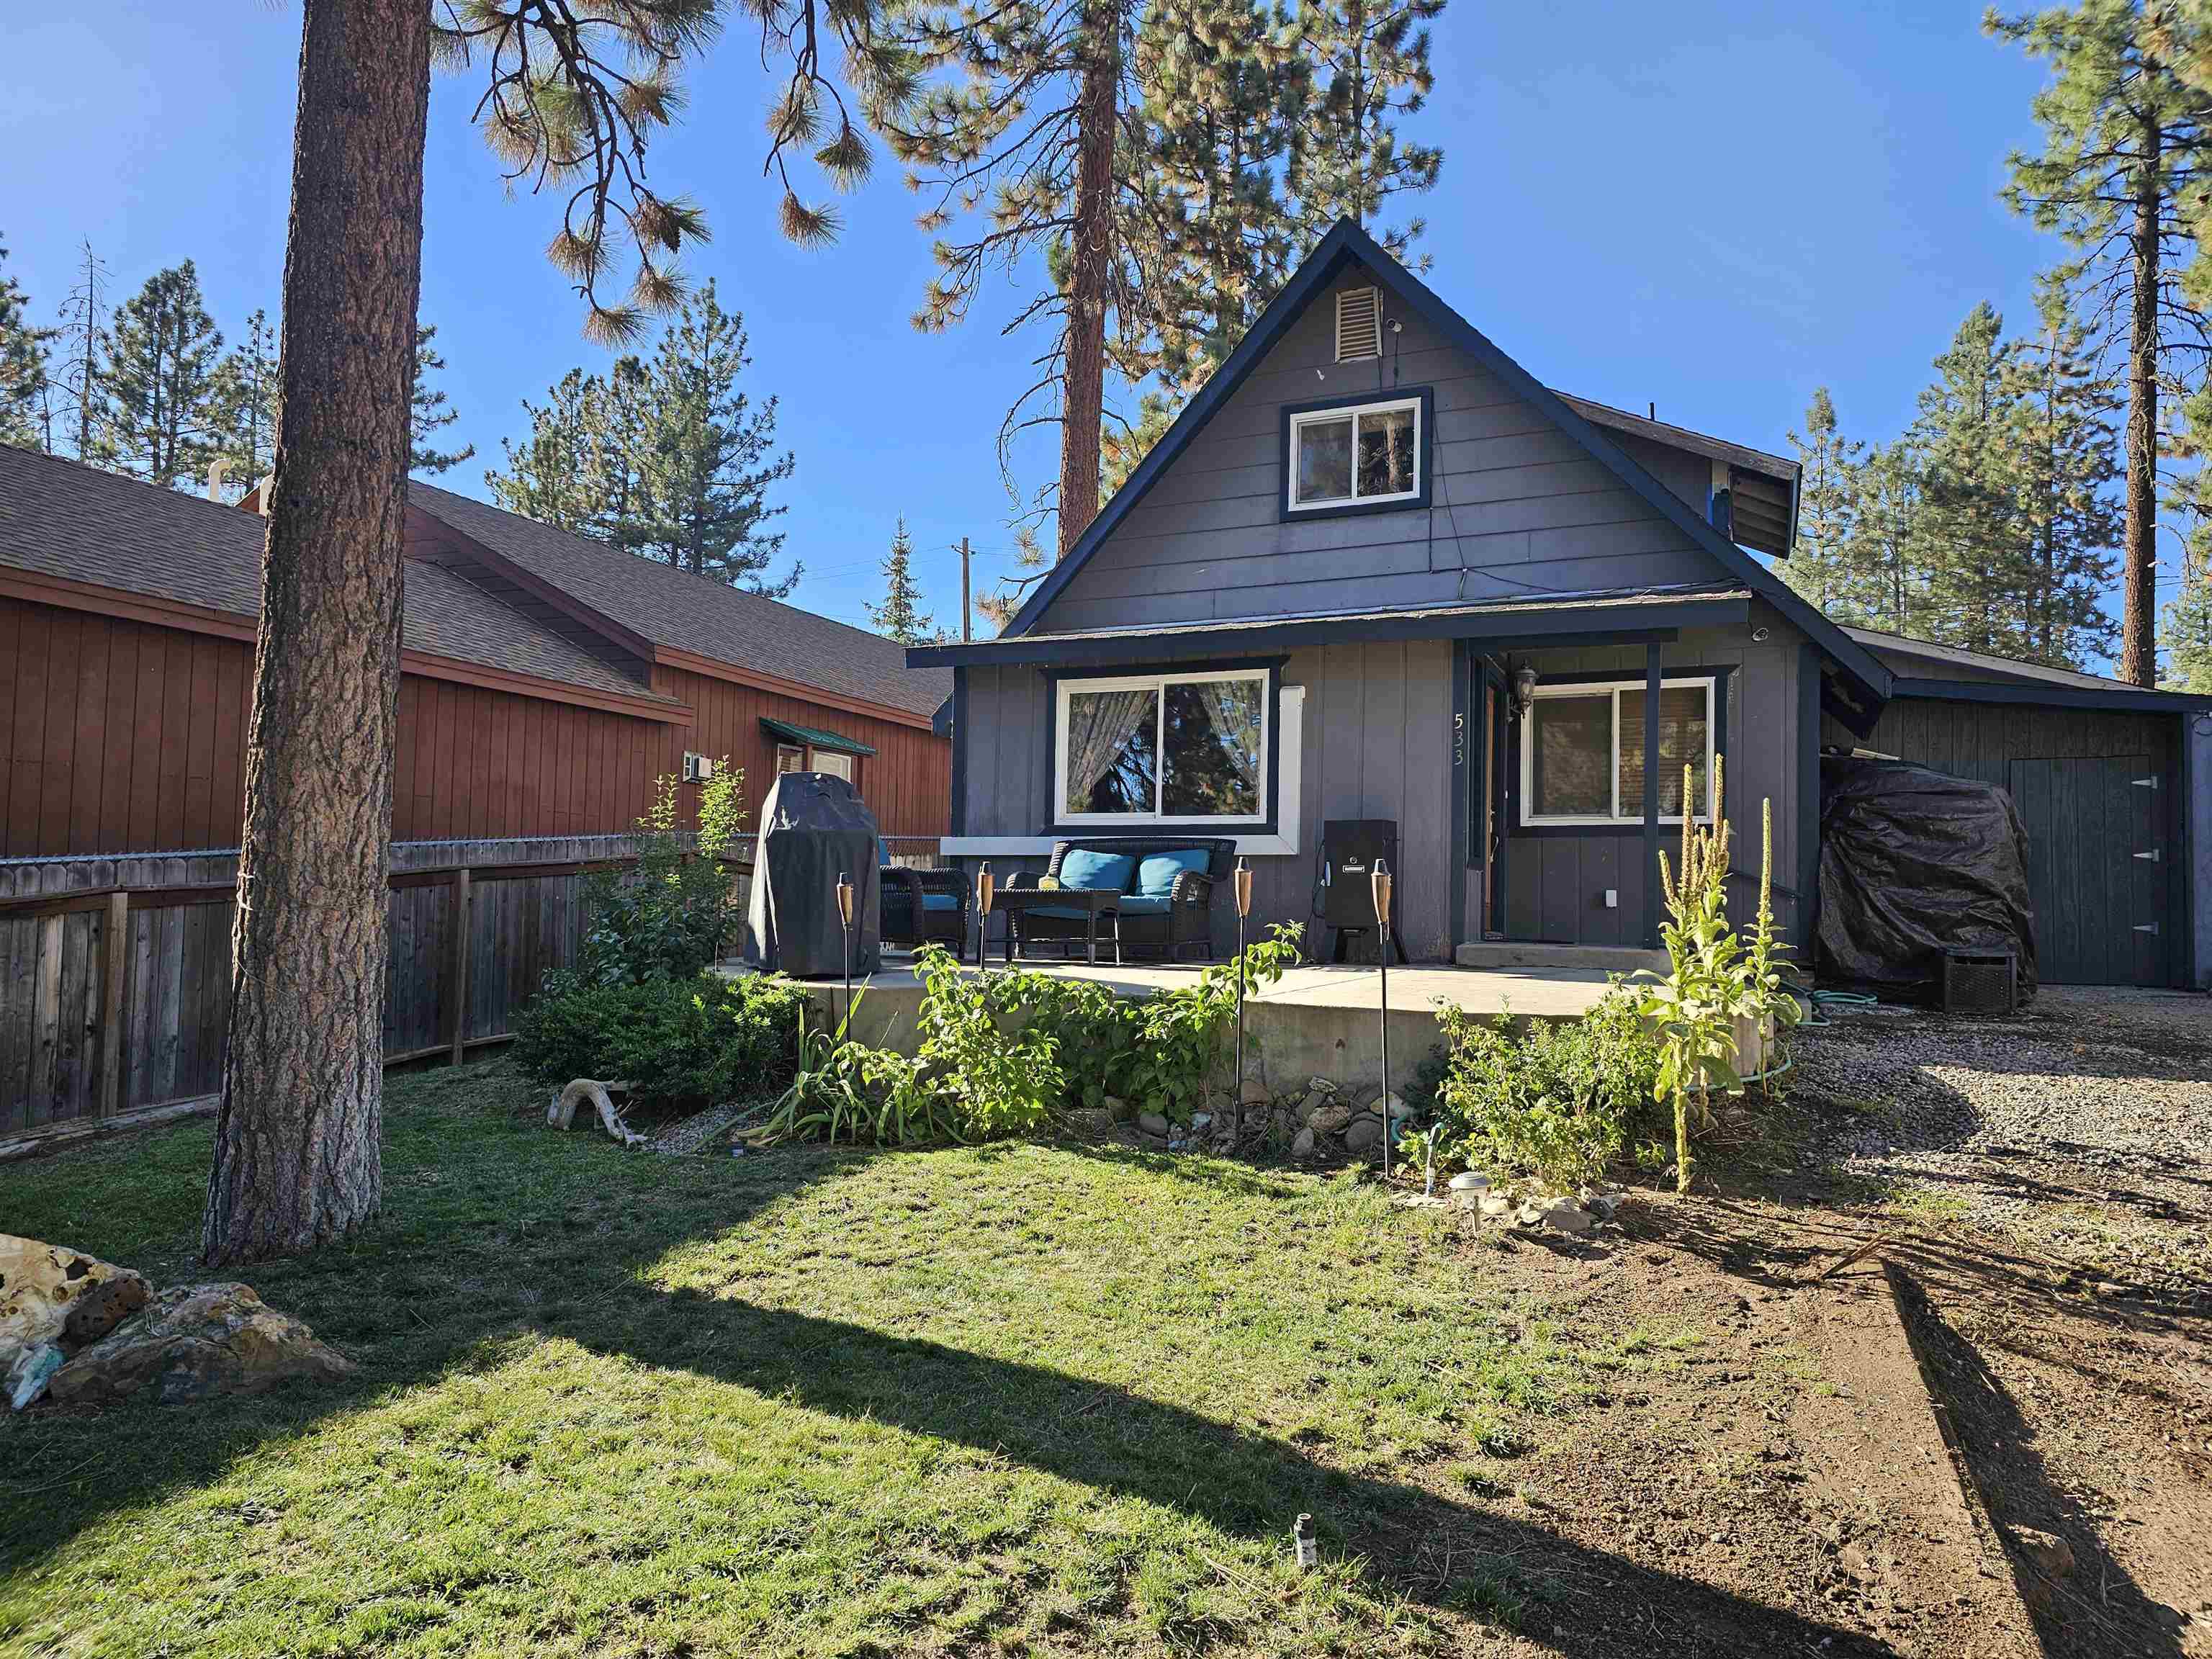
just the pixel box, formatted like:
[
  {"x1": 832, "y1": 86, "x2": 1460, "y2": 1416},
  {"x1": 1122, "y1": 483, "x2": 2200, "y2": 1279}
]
[{"x1": 1, "y1": 2, "x2": 2081, "y2": 639}]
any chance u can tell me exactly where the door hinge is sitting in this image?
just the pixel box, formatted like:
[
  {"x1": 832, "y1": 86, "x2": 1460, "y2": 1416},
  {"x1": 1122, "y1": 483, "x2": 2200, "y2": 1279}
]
[
  {"x1": 2131, "y1": 775, "x2": 2159, "y2": 791},
  {"x1": 2132, "y1": 922, "x2": 2159, "y2": 935},
  {"x1": 2133, "y1": 848, "x2": 2161, "y2": 862}
]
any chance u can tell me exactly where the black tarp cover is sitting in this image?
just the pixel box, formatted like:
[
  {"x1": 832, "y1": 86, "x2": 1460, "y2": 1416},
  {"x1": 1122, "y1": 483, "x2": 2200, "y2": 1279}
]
[
  {"x1": 1816, "y1": 756, "x2": 2036, "y2": 1004},
  {"x1": 743, "y1": 773, "x2": 881, "y2": 978}
]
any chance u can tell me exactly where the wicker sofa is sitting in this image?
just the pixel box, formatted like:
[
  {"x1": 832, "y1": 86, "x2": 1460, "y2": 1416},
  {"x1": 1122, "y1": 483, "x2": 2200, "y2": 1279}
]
[
  {"x1": 1005, "y1": 837, "x2": 1235, "y2": 961},
  {"x1": 879, "y1": 843, "x2": 971, "y2": 960}
]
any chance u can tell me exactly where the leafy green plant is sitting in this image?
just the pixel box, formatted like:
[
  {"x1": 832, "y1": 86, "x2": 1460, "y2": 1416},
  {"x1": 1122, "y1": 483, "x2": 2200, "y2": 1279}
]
[
  {"x1": 1116, "y1": 924, "x2": 1303, "y2": 1125},
  {"x1": 1632, "y1": 759, "x2": 1779, "y2": 1193},
  {"x1": 513, "y1": 969, "x2": 806, "y2": 1107},
  {"x1": 763, "y1": 990, "x2": 953, "y2": 1146},
  {"x1": 912, "y1": 945, "x2": 1066, "y2": 1138},
  {"x1": 982, "y1": 970, "x2": 1141, "y2": 1112},
  {"x1": 1430, "y1": 990, "x2": 1661, "y2": 1190},
  {"x1": 575, "y1": 763, "x2": 748, "y2": 987}
]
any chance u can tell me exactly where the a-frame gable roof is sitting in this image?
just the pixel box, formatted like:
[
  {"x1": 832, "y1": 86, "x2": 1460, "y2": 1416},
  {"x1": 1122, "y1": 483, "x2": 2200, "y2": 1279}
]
[{"x1": 1005, "y1": 219, "x2": 1891, "y2": 706}]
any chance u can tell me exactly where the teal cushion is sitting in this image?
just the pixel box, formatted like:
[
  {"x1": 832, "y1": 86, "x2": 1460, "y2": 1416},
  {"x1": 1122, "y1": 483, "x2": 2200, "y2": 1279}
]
[
  {"x1": 877, "y1": 837, "x2": 893, "y2": 867},
  {"x1": 921, "y1": 893, "x2": 959, "y2": 913},
  {"x1": 1058, "y1": 848, "x2": 1136, "y2": 892},
  {"x1": 1136, "y1": 848, "x2": 1211, "y2": 897},
  {"x1": 1115, "y1": 894, "x2": 1170, "y2": 917}
]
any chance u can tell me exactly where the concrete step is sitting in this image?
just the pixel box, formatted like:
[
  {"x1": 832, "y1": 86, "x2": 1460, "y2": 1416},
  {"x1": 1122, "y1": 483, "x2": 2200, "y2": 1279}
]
[{"x1": 1454, "y1": 940, "x2": 1667, "y2": 974}]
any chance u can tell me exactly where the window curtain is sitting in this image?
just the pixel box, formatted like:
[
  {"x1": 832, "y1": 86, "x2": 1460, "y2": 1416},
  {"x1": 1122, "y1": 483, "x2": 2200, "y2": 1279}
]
[
  {"x1": 1064, "y1": 689, "x2": 1156, "y2": 812},
  {"x1": 1195, "y1": 680, "x2": 1262, "y2": 796}
]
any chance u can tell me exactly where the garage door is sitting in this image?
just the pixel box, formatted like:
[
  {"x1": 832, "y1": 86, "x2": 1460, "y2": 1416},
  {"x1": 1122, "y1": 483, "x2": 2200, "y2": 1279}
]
[{"x1": 2005, "y1": 755, "x2": 2170, "y2": 986}]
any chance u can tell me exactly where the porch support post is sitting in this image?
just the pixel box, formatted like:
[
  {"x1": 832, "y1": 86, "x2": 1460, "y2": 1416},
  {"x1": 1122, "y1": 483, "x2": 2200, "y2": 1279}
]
[{"x1": 1642, "y1": 642, "x2": 1663, "y2": 949}]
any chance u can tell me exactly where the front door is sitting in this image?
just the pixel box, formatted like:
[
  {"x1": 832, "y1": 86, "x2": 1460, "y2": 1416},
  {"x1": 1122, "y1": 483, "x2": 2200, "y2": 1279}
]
[{"x1": 2005, "y1": 755, "x2": 2170, "y2": 985}]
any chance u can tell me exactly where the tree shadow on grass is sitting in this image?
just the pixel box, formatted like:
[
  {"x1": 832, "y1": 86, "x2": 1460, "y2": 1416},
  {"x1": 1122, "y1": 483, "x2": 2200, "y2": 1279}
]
[{"x1": 3, "y1": 1083, "x2": 1903, "y2": 1657}]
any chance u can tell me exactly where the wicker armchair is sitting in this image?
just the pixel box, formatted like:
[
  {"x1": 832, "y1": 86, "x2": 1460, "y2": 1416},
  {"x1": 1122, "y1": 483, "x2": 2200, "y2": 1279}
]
[
  {"x1": 1006, "y1": 837, "x2": 1234, "y2": 961},
  {"x1": 880, "y1": 862, "x2": 971, "y2": 960}
]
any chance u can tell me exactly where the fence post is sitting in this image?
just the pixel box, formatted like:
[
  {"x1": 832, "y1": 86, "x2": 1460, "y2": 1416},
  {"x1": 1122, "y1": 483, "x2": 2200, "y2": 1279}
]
[
  {"x1": 99, "y1": 889, "x2": 130, "y2": 1120},
  {"x1": 448, "y1": 866, "x2": 472, "y2": 1067}
]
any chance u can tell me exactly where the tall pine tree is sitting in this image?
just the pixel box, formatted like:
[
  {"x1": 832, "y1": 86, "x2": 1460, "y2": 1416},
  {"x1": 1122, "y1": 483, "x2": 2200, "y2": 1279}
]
[
  {"x1": 1845, "y1": 439, "x2": 1929, "y2": 637},
  {"x1": 1990, "y1": 2, "x2": 2211, "y2": 684},
  {"x1": 410, "y1": 324, "x2": 475, "y2": 474},
  {"x1": 2003, "y1": 273, "x2": 2122, "y2": 667},
  {"x1": 99, "y1": 261, "x2": 222, "y2": 489},
  {"x1": 0, "y1": 235, "x2": 53, "y2": 450},
  {"x1": 55, "y1": 241, "x2": 107, "y2": 462},
  {"x1": 212, "y1": 307, "x2": 279, "y2": 497},
  {"x1": 1289, "y1": 0, "x2": 1443, "y2": 244},
  {"x1": 867, "y1": 516, "x2": 938, "y2": 642},
  {"x1": 1911, "y1": 302, "x2": 2033, "y2": 658},
  {"x1": 1779, "y1": 387, "x2": 1864, "y2": 618}
]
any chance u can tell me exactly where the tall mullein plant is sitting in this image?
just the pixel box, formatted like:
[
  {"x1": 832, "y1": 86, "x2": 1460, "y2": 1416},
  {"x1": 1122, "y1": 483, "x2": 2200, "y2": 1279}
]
[
  {"x1": 1636, "y1": 756, "x2": 1761, "y2": 1195},
  {"x1": 1742, "y1": 796, "x2": 1802, "y2": 1094}
]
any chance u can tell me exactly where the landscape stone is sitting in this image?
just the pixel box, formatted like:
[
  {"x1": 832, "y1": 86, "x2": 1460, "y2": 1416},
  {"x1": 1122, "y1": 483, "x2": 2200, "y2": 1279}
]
[
  {"x1": 1, "y1": 1235, "x2": 153, "y2": 1409},
  {"x1": 1102, "y1": 1094, "x2": 1136, "y2": 1123},
  {"x1": 1542, "y1": 1201, "x2": 1595, "y2": 1236},
  {"x1": 1382, "y1": 1092, "x2": 1412, "y2": 1121},
  {"x1": 1137, "y1": 1111, "x2": 1171, "y2": 1138},
  {"x1": 1479, "y1": 1193, "x2": 1514, "y2": 1218},
  {"x1": 2008, "y1": 1526, "x2": 2074, "y2": 1583},
  {"x1": 1291, "y1": 1127, "x2": 1316, "y2": 1160},
  {"x1": 1310, "y1": 1105, "x2": 1353, "y2": 1137},
  {"x1": 1516, "y1": 1200, "x2": 1547, "y2": 1226},
  {"x1": 48, "y1": 1282, "x2": 354, "y2": 1408},
  {"x1": 1343, "y1": 1117, "x2": 1382, "y2": 1155}
]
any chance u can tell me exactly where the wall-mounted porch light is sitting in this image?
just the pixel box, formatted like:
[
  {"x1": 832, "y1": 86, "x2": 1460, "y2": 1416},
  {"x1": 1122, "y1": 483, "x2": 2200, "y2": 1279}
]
[{"x1": 1511, "y1": 664, "x2": 1539, "y2": 721}]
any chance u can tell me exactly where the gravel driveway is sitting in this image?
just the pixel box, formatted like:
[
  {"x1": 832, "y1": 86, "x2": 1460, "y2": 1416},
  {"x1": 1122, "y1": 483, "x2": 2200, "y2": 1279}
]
[{"x1": 1793, "y1": 986, "x2": 2211, "y2": 1297}]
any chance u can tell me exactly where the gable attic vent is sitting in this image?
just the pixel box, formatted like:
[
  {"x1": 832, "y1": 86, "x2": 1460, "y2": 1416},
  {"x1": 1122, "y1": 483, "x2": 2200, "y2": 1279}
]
[{"x1": 1336, "y1": 286, "x2": 1382, "y2": 361}]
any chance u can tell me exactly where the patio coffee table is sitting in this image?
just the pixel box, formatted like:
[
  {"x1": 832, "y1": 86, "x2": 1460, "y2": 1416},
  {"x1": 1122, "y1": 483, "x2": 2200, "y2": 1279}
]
[{"x1": 994, "y1": 886, "x2": 1120, "y2": 966}]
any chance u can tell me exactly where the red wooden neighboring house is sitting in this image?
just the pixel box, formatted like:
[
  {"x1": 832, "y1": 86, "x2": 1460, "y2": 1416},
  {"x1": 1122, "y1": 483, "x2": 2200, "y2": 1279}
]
[{"x1": 0, "y1": 446, "x2": 953, "y2": 858}]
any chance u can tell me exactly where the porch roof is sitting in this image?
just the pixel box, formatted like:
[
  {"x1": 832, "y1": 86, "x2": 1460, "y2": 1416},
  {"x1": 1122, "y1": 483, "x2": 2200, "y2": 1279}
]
[{"x1": 907, "y1": 583, "x2": 1753, "y2": 668}]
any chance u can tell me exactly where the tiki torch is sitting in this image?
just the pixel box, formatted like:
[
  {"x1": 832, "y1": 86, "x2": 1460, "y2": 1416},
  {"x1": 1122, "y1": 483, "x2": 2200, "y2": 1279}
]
[
  {"x1": 1371, "y1": 856, "x2": 1393, "y2": 1181},
  {"x1": 975, "y1": 862, "x2": 997, "y2": 974},
  {"x1": 1232, "y1": 856, "x2": 1253, "y2": 1147},
  {"x1": 836, "y1": 871, "x2": 855, "y2": 1030}
]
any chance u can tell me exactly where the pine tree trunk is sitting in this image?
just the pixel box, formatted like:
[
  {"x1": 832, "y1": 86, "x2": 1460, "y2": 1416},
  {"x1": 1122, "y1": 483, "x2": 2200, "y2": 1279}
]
[
  {"x1": 202, "y1": 0, "x2": 430, "y2": 1266},
  {"x1": 2121, "y1": 107, "x2": 2159, "y2": 688},
  {"x1": 1056, "y1": 0, "x2": 1119, "y2": 562}
]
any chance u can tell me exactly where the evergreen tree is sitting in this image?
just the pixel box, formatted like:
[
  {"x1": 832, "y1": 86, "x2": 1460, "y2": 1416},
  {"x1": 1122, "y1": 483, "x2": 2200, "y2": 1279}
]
[
  {"x1": 1779, "y1": 387, "x2": 1864, "y2": 617},
  {"x1": 55, "y1": 240, "x2": 107, "y2": 462},
  {"x1": 0, "y1": 235, "x2": 53, "y2": 450},
  {"x1": 2003, "y1": 273, "x2": 2122, "y2": 667},
  {"x1": 487, "y1": 287, "x2": 796, "y2": 591},
  {"x1": 410, "y1": 324, "x2": 475, "y2": 474},
  {"x1": 212, "y1": 307, "x2": 279, "y2": 498},
  {"x1": 633, "y1": 283, "x2": 796, "y2": 591},
  {"x1": 1990, "y1": 2, "x2": 2212, "y2": 684},
  {"x1": 1910, "y1": 302, "x2": 2032, "y2": 658},
  {"x1": 2160, "y1": 526, "x2": 2212, "y2": 688},
  {"x1": 99, "y1": 260, "x2": 223, "y2": 489},
  {"x1": 867, "y1": 516, "x2": 938, "y2": 642},
  {"x1": 1846, "y1": 439, "x2": 1929, "y2": 637},
  {"x1": 1288, "y1": 0, "x2": 1443, "y2": 246}
]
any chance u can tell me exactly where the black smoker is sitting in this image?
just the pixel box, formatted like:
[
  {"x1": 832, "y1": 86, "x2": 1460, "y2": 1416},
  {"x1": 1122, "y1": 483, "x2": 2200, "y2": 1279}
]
[
  {"x1": 744, "y1": 772, "x2": 882, "y2": 978},
  {"x1": 1314, "y1": 819, "x2": 1408, "y2": 963}
]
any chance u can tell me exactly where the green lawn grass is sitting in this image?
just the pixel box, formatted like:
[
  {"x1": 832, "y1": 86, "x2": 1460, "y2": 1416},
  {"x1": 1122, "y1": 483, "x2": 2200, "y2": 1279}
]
[{"x1": 0, "y1": 1065, "x2": 1869, "y2": 1658}]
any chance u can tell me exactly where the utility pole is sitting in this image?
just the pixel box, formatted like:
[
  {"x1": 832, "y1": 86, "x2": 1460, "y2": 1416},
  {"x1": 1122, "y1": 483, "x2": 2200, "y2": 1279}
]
[{"x1": 960, "y1": 536, "x2": 972, "y2": 642}]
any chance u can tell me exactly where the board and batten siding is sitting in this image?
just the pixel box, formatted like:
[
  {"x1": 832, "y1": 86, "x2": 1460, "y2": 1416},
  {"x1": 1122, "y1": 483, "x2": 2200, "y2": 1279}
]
[
  {"x1": 1040, "y1": 266, "x2": 1717, "y2": 633},
  {"x1": 1495, "y1": 615, "x2": 1809, "y2": 949},
  {"x1": 959, "y1": 641, "x2": 1458, "y2": 961}
]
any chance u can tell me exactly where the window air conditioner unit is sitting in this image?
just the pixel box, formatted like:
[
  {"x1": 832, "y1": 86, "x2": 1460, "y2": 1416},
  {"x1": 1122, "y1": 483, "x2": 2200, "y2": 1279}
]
[{"x1": 682, "y1": 752, "x2": 714, "y2": 783}]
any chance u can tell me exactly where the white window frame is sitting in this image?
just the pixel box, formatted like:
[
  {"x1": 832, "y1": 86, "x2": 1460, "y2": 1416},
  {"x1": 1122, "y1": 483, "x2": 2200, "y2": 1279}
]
[
  {"x1": 1054, "y1": 668, "x2": 1271, "y2": 826},
  {"x1": 1518, "y1": 677, "x2": 1717, "y2": 827},
  {"x1": 1287, "y1": 395, "x2": 1423, "y2": 513}
]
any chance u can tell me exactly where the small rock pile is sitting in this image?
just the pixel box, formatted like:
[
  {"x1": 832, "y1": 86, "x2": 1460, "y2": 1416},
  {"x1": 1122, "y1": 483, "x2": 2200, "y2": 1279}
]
[
  {"x1": 1, "y1": 1234, "x2": 354, "y2": 1412},
  {"x1": 1442, "y1": 1170, "x2": 1622, "y2": 1238},
  {"x1": 1110, "y1": 1074, "x2": 1416, "y2": 1158}
]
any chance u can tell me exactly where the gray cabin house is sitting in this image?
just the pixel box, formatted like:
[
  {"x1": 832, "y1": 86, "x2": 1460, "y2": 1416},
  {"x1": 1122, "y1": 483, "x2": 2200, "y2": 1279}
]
[{"x1": 913, "y1": 221, "x2": 2212, "y2": 989}]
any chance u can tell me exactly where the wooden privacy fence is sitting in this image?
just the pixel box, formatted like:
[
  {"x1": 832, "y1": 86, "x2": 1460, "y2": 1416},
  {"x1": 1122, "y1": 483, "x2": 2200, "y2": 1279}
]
[{"x1": 0, "y1": 835, "x2": 767, "y2": 1148}]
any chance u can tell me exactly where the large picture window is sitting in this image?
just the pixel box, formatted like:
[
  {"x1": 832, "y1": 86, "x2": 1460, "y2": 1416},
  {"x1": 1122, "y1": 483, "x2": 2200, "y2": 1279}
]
[
  {"x1": 1519, "y1": 678, "x2": 1716, "y2": 826},
  {"x1": 1056, "y1": 669, "x2": 1269, "y2": 824},
  {"x1": 1287, "y1": 395, "x2": 1422, "y2": 512}
]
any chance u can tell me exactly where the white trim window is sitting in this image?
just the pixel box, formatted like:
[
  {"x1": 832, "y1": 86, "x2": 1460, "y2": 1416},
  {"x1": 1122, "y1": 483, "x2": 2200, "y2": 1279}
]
[
  {"x1": 1287, "y1": 395, "x2": 1421, "y2": 511},
  {"x1": 1056, "y1": 669, "x2": 1269, "y2": 824},
  {"x1": 1519, "y1": 678, "x2": 1717, "y2": 826}
]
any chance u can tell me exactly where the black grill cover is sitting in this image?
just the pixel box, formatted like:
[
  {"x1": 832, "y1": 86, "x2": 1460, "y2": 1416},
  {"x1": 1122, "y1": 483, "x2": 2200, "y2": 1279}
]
[
  {"x1": 743, "y1": 773, "x2": 881, "y2": 978},
  {"x1": 1816, "y1": 757, "x2": 2036, "y2": 1004}
]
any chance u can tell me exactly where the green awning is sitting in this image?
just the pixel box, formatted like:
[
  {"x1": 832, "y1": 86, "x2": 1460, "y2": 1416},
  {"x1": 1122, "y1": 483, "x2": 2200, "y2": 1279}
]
[{"x1": 760, "y1": 716, "x2": 876, "y2": 757}]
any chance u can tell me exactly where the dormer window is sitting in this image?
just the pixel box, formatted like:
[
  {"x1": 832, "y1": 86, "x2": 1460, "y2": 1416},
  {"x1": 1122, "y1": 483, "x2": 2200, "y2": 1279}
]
[{"x1": 1282, "y1": 390, "x2": 1430, "y2": 516}]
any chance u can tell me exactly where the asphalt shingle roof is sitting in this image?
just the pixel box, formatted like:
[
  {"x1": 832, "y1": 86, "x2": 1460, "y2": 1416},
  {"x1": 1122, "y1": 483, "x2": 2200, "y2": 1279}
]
[
  {"x1": 0, "y1": 444, "x2": 678, "y2": 707},
  {"x1": 410, "y1": 482, "x2": 954, "y2": 720}
]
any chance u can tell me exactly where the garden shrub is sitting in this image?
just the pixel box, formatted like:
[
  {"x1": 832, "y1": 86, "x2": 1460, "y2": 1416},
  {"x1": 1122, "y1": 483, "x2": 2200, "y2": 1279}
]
[
  {"x1": 981, "y1": 970, "x2": 1139, "y2": 1112},
  {"x1": 1431, "y1": 989, "x2": 1662, "y2": 1191},
  {"x1": 575, "y1": 763, "x2": 747, "y2": 987},
  {"x1": 513, "y1": 970, "x2": 806, "y2": 1108},
  {"x1": 1118, "y1": 923, "x2": 1303, "y2": 1125}
]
